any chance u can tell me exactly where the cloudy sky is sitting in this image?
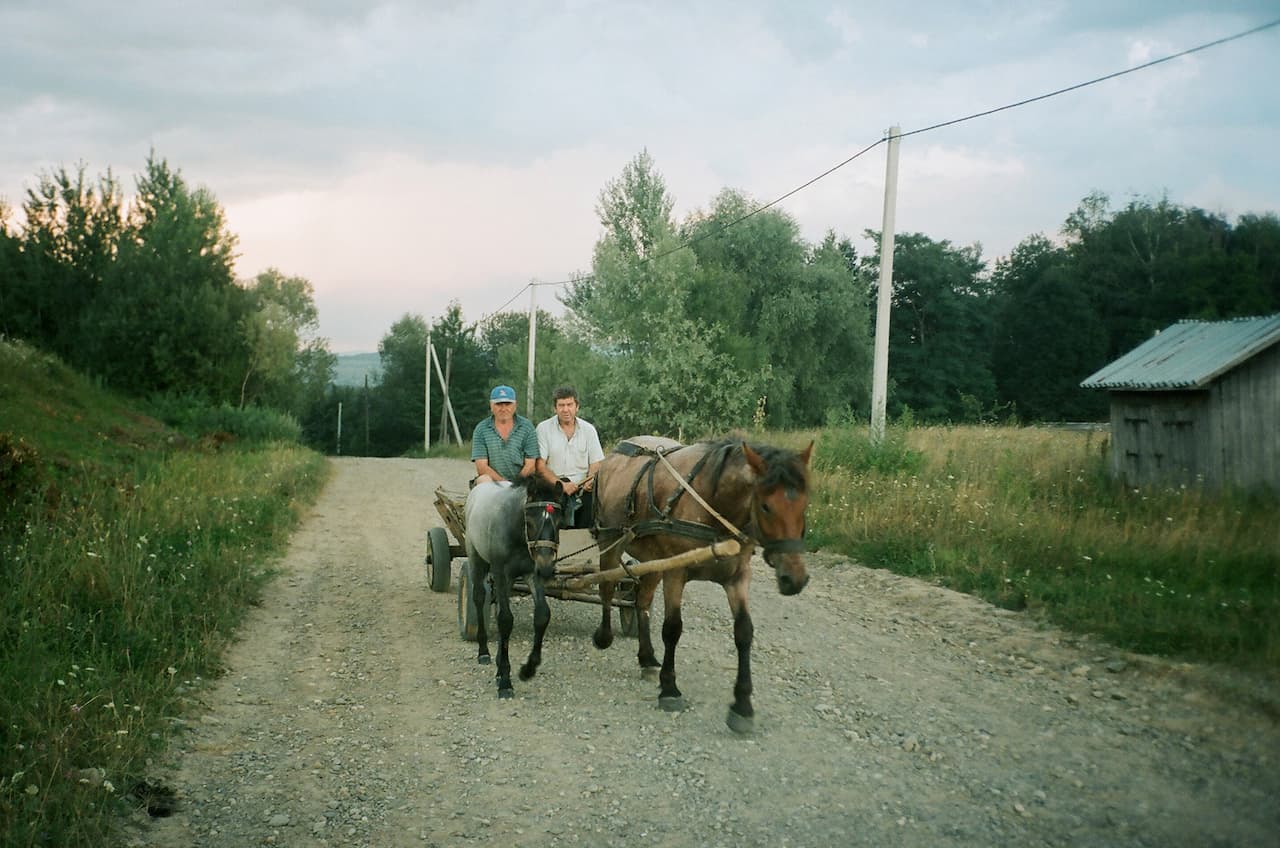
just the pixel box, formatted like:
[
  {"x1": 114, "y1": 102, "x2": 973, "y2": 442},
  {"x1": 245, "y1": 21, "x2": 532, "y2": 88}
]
[{"x1": 2, "y1": 2, "x2": 1278, "y2": 352}]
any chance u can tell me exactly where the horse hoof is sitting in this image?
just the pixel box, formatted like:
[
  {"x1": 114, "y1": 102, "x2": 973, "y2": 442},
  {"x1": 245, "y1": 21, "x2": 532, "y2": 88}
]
[
  {"x1": 593, "y1": 630, "x2": 614, "y2": 650},
  {"x1": 640, "y1": 666, "x2": 659, "y2": 681},
  {"x1": 498, "y1": 688, "x2": 514, "y2": 699},
  {"x1": 726, "y1": 707, "x2": 755, "y2": 735},
  {"x1": 658, "y1": 696, "x2": 685, "y2": 713},
  {"x1": 518, "y1": 665, "x2": 537, "y2": 681},
  {"x1": 477, "y1": 655, "x2": 491, "y2": 665}
]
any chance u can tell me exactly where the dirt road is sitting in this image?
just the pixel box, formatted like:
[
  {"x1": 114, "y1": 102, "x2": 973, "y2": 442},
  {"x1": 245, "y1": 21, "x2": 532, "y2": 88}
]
[{"x1": 136, "y1": 457, "x2": 1280, "y2": 847}]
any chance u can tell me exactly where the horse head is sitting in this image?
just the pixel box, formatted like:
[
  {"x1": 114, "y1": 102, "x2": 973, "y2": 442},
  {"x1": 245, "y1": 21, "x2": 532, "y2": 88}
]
[
  {"x1": 520, "y1": 475, "x2": 566, "y2": 580},
  {"x1": 742, "y1": 441, "x2": 813, "y2": 596}
]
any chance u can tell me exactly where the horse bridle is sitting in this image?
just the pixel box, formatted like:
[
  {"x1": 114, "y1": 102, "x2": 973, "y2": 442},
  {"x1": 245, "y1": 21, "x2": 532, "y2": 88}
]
[
  {"x1": 524, "y1": 500, "x2": 561, "y2": 559},
  {"x1": 748, "y1": 489, "x2": 807, "y2": 561}
]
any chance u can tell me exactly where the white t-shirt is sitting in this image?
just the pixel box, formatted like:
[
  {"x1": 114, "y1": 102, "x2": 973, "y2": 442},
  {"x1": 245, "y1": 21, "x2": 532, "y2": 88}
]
[{"x1": 536, "y1": 416, "x2": 605, "y2": 483}]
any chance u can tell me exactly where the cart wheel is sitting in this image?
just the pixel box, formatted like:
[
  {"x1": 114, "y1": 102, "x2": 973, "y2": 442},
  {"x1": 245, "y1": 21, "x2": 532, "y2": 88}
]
[
  {"x1": 457, "y1": 561, "x2": 484, "y2": 641},
  {"x1": 427, "y1": 527, "x2": 451, "y2": 592},
  {"x1": 620, "y1": 606, "x2": 639, "y2": 638}
]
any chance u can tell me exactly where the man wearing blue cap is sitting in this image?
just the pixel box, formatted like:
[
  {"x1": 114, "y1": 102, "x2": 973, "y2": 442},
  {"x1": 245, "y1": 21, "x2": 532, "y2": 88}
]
[{"x1": 470, "y1": 384, "x2": 540, "y2": 484}]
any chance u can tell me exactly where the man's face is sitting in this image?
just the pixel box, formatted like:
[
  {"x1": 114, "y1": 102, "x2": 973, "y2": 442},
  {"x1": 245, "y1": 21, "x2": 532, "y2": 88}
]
[
  {"x1": 554, "y1": 397, "x2": 578, "y2": 425},
  {"x1": 491, "y1": 400, "x2": 516, "y2": 420}
]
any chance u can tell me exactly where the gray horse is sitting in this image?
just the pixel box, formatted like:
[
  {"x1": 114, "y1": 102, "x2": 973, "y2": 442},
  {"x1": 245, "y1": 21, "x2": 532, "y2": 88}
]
[{"x1": 464, "y1": 475, "x2": 566, "y2": 698}]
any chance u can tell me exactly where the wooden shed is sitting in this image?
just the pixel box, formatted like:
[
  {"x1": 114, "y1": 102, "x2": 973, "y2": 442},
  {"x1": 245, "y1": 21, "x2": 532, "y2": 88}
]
[{"x1": 1080, "y1": 314, "x2": 1280, "y2": 493}]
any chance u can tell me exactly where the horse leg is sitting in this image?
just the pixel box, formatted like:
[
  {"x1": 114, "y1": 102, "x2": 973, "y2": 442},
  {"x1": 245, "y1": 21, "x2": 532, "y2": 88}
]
[
  {"x1": 725, "y1": 574, "x2": 756, "y2": 734},
  {"x1": 594, "y1": 579, "x2": 616, "y2": 650},
  {"x1": 519, "y1": 575, "x2": 550, "y2": 681},
  {"x1": 657, "y1": 573, "x2": 686, "y2": 711},
  {"x1": 470, "y1": 557, "x2": 491, "y2": 665},
  {"x1": 592, "y1": 537, "x2": 623, "y2": 650},
  {"x1": 634, "y1": 572, "x2": 662, "y2": 678},
  {"x1": 493, "y1": 572, "x2": 516, "y2": 698}
]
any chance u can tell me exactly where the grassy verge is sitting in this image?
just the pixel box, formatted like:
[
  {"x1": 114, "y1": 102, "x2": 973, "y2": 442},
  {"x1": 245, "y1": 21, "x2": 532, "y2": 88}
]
[
  {"x1": 0, "y1": 340, "x2": 327, "y2": 847},
  {"x1": 802, "y1": 424, "x2": 1280, "y2": 670}
]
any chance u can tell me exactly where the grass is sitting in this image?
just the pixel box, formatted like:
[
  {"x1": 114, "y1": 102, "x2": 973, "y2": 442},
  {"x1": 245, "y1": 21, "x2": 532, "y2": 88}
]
[
  {"x1": 0, "y1": 339, "x2": 327, "y2": 847},
  {"x1": 801, "y1": 423, "x2": 1280, "y2": 670}
]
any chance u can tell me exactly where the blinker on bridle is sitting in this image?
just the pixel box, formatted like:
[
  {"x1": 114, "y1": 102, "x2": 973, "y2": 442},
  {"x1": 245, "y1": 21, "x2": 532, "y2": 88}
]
[{"x1": 525, "y1": 500, "x2": 560, "y2": 557}]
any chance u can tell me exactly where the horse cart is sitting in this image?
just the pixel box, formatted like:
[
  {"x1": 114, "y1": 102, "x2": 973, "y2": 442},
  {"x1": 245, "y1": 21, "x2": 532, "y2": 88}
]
[
  {"x1": 429, "y1": 486, "x2": 640, "y2": 641},
  {"x1": 425, "y1": 485, "x2": 741, "y2": 642}
]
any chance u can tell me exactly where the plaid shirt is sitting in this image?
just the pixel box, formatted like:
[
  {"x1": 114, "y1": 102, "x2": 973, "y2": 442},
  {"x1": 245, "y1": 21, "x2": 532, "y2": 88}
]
[{"x1": 470, "y1": 414, "x2": 539, "y2": 479}]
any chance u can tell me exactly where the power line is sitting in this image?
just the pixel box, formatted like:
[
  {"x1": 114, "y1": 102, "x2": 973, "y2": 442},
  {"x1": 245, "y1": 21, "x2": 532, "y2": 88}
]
[
  {"x1": 900, "y1": 16, "x2": 1280, "y2": 141},
  {"x1": 495, "y1": 16, "x2": 1280, "y2": 306}
]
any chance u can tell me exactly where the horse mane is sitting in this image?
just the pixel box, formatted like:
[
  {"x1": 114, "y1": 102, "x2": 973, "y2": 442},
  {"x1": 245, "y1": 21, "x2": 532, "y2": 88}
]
[
  {"x1": 516, "y1": 474, "x2": 564, "y2": 503},
  {"x1": 699, "y1": 436, "x2": 809, "y2": 492}
]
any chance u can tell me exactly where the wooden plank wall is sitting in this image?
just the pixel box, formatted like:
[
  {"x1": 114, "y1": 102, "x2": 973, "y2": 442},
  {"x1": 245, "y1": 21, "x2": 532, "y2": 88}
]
[
  {"x1": 1107, "y1": 342, "x2": 1279, "y2": 492},
  {"x1": 1210, "y1": 343, "x2": 1280, "y2": 492}
]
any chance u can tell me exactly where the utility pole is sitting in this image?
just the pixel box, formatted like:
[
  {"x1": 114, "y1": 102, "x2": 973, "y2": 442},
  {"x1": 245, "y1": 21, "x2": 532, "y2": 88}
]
[
  {"x1": 526, "y1": 285, "x2": 537, "y2": 419},
  {"x1": 870, "y1": 125, "x2": 901, "y2": 446},
  {"x1": 430, "y1": 330, "x2": 435, "y2": 458},
  {"x1": 336, "y1": 401, "x2": 343, "y2": 456}
]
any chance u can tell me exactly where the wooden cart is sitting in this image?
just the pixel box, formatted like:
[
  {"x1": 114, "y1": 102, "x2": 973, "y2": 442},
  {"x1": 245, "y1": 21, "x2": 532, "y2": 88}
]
[{"x1": 425, "y1": 486, "x2": 738, "y2": 641}]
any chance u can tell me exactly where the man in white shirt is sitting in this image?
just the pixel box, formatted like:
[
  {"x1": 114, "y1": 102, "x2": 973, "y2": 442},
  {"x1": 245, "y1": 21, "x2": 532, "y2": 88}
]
[{"x1": 536, "y1": 386, "x2": 605, "y2": 529}]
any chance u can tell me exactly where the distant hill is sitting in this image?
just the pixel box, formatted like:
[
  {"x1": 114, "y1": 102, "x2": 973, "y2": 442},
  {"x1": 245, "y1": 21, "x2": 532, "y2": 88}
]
[{"x1": 334, "y1": 353, "x2": 381, "y2": 387}]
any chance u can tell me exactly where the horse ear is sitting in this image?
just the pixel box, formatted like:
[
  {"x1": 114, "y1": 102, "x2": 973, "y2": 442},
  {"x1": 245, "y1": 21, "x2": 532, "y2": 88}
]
[
  {"x1": 800, "y1": 440, "x2": 814, "y2": 466},
  {"x1": 741, "y1": 442, "x2": 767, "y2": 476}
]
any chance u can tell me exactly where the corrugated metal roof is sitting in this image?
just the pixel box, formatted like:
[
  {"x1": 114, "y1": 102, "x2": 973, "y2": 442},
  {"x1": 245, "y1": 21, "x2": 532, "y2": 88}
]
[{"x1": 1080, "y1": 313, "x2": 1280, "y2": 390}]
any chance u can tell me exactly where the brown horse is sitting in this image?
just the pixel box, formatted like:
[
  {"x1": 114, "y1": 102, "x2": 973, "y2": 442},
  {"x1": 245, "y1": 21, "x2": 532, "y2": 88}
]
[{"x1": 590, "y1": 435, "x2": 813, "y2": 733}]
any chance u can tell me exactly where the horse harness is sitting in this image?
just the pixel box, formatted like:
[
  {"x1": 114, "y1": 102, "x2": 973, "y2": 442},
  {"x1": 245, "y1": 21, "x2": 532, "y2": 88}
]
[{"x1": 601, "y1": 440, "x2": 806, "y2": 560}]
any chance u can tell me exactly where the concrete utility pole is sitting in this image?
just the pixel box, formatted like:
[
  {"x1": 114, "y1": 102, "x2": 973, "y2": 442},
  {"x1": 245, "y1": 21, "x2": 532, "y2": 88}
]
[
  {"x1": 430, "y1": 330, "x2": 435, "y2": 456},
  {"x1": 870, "y1": 125, "x2": 901, "y2": 446},
  {"x1": 526, "y1": 285, "x2": 537, "y2": 419}
]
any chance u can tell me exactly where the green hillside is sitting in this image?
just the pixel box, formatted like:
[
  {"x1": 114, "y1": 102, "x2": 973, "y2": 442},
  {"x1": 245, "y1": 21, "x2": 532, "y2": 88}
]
[
  {"x1": 0, "y1": 338, "x2": 327, "y2": 847},
  {"x1": 333, "y1": 352, "x2": 381, "y2": 387}
]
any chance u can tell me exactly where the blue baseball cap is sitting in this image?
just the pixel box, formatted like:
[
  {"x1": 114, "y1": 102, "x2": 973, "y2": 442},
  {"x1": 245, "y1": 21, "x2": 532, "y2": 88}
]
[{"x1": 490, "y1": 385, "x2": 517, "y2": 403}]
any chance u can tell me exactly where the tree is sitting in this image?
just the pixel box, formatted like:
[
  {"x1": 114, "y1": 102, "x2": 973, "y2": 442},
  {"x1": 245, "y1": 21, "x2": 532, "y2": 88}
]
[
  {"x1": 864, "y1": 231, "x2": 994, "y2": 422},
  {"x1": 373, "y1": 314, "x2": 430, "y2": 455},
  {"x1": 991, "y1": 235, "x2": 1107, "y2": 420},
  {"x1": 564, "y1": 152, "x2": 759, "y2": 436},
  {"x1": 682, "y1": 193, "x2": 871, "y2": 427},
  {"x1": 427, "y1": 303, "x2": 491, "y2": 438},
  {"x1": 9, "y1": 165, "x2": 123, "y2": 360},
  {"x1": 88, "y1": 153, "x2": 248, "y2": 401},
  {"x1": 238, "y1": 268, "x2": 328, "y2": 410}
]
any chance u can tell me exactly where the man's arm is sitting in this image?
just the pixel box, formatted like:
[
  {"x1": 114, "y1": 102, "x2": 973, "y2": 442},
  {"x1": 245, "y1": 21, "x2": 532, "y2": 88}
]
[{"x1": 474, "y1": 458, "x2": 502, "y2": 483}]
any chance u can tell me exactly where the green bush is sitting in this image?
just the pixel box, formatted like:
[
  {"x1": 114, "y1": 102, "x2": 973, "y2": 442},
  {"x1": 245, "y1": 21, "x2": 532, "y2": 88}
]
[
  {"x1": 813, "y1": 423, "x2": 924, "y2": 476},
  {"x1": 146, "y1": 397, "x2": 301, "y2": 445}
]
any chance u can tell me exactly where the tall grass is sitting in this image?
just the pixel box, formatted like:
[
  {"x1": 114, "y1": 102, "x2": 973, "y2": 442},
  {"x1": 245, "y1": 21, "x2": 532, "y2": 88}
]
[
  {"x1": 1, "y1": 445, "x2": 326, "y2": 846},
  {"x1": 805, "y1": 424, "x2": 1280, "y2": 669},
  {"x1": 0, "y1": 339, "x2": 328, "y2": 846}
]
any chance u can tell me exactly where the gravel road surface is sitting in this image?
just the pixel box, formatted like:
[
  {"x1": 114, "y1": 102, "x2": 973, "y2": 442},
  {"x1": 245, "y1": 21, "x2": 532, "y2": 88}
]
[{"x1": 133, "y1": 457, "x2": 1280, "y2": 847}]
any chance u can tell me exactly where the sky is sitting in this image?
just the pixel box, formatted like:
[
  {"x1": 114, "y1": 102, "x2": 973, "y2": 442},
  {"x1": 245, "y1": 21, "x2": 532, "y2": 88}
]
[{"x1": 2, "y1": 2, "x2": 1278, "y2": 353}]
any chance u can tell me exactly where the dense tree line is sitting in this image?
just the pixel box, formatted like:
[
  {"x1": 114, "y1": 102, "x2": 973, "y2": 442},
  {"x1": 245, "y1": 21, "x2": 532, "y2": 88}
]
[
  {"x1": 0, "y1": 154, "x2": 335, "y2": 443},
  {"x1": 4, "y1": 150, "x2": 1278, "y2": 456}
]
